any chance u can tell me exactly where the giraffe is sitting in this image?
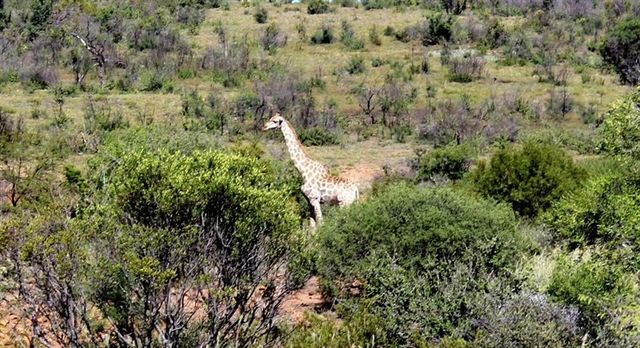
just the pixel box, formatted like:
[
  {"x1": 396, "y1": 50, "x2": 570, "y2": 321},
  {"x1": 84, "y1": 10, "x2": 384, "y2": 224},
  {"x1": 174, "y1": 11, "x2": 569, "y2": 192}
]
[{"x1": 262, "y1": 113, "x2": 359, "y2": 229}]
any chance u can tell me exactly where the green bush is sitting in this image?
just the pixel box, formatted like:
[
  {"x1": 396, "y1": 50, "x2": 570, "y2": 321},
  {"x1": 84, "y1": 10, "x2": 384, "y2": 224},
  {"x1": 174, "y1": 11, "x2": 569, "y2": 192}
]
[
  {"x1": 601, "y1": 18, "x2": 640, "y2": 85},
  {"x1": 307, "y1": 0, "x2": 330, "y2": 14},
  {"x1": 597, "y1": 88, "x2": 640, "y2": 160},
  {"x1": 297, "y1": 127, "x2": 339, "y2": 146},
  {"x1": 314, "y1": 185, "x2": 531, "y2": 345},
  {"x1": 318, "y1": 183, "x2": 527, "y2": 286},
  {"x1": 446, "y1": 56, "x2": 485, "y2": 82},
  {"x1": 339, "y1": 21, "x2": 365, "y2": 50},
  {"x1": 472, "y1": 142, "x2": 586, "y2": 218},
  {"x1": 545, "y1": 170, "x2": 640, "y2": 269},
  {"x1": 345, "y1": 56, "x2": 366, "y2": 74},
  {"x1": 139, "y1": 70, "x2": 173, "y2": 92},
  {"x1": 25, "y1": 148, "x2": 304, "y2": 346},
  {"x1": 254, "y1": 6, "x2": 268, "y2": 23},
  {"x1": 473, "y1": 292, "x2": 583, "y2": 347},
  {"x1": 310, "y1": 23, "x2": 335, "y2": 44},
  {"x1": 369, "y1": 25, "x2": 382, "y2": 46},
  {"x1": 420, "y1": 13, "x2": 454, "y2": 46},
  {"x1": 520, "y1": 127, "x2": 597, "y2": 155},
  {"x1": 414, "y1": 143, "x2": 474, "y2": 183},
  {"x1": 547, "y1": 254, "x2": 639, "y2": 343}
]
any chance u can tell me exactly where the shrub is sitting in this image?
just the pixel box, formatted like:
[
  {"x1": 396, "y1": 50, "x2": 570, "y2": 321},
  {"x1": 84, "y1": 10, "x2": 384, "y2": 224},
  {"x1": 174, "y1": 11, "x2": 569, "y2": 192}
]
[
  {"x1": 139, "y1": 70, "x2": 173, "y2": 92},
  {"x1": 414, "y1": 143, "x2": 474, "y2": 182},
  {"x1": 502, "y1": 29, "x2": 533, "y2": 65},
  {"x1": 181, "y1": 90, "x2": 206, "y2": 119},
  {"x1": 307, "y1": 0, "x2": 330, "y2": 14},
  {"x1": 254, "y1": 6, "x2": 268, "y2": 23},
  {"x1": 447, "y1": 55, "x2": 485, "y2": 82},
  {"x1": 315, "y1": 184, "x2": 530, "y2": 345},
  {"x1": 261, "y1": 23, "x2": 288, "y2": 52},
  {"x1": 371, "y1": 57, "x2": 386, "y2": 67},
  {"x1": 345, "y1": 56, "x2": 366, "y2": 74},
  {"x1": 339, "y1": 21, "x2": 365, "y2": 50},
  {"x1": 546, "y1": 87, "x2": 574, "y2": 120},
  {"x1": 13, "y1": 148, "x2": 306, "y2": 347},
  {"x1": 420, "y1": 13, "x2": 454, "y2": 46},
  {"x1": 441, "y1": 0, "x2": 467, "y2": 15},
  {"x1": 369, "y1": 25, "x2": 382, "y2": 45},
  {"x1": 297, "y1": 127, "x2": 339, "y2": 145},
  {"x1": 318, "y1": 183, "x2": 527, "y2": 285},
  {"x1": 598, "y1": 88, "x2": 640, "y2": 160},
  {"x1": 472, "y1": 142, "x2": 586, "y2": 218},
  {"x1": 545, "y1": 170, "x2": 640, "y2": 269},
  {"x1": 601, "y1": 18, "x2": 640, "y2": 85},
  {"x1": 484, "y1": 18, "x2": 506, "y2": 48},
  {"x1": 473, "y1": 292, "x2": 583, "y2": 347},
  {"x1": 83, "y1": 97, "x2": 129, "y2": 135},
  {"x1": 547, "y1": 255, "x2": 639, "y2": 343},
  {"x1": 310, "y1": 23, "x2": 334, "y2": 44}
]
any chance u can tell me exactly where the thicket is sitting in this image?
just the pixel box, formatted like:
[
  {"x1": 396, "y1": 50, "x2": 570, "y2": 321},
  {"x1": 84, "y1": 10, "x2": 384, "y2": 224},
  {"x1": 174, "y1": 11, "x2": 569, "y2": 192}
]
[
  {"x1": 413, "y1": 142, "x2": 474, "y2": 183},
  {"x1": 598, "y1": 88, "x2": 640, "y2": 160},
  {"x1": 300, "y1": 183, "x2": 587, "y2": 346},
  {"x1": 601, "y1": 18, "x2": 640, "y2": 85},
  {"x1": 472, "y1": 142, "x2": 586, "y2": 218},
  {"x1": 2, "y1": 134, "x2": 309, "y2": 347}
]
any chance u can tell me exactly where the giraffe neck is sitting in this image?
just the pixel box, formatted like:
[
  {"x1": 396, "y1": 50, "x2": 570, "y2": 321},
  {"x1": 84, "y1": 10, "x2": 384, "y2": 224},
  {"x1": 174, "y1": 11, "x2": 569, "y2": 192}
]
[{"x1": 280, "y1": 120, "x2": 314, "y2": 179}]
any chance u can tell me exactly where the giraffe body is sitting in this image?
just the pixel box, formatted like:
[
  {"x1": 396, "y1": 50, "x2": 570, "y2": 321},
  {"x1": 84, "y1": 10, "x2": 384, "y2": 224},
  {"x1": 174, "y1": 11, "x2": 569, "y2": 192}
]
[{"x1": 263, "y1": 113, "x2": 359, "y2": 228}]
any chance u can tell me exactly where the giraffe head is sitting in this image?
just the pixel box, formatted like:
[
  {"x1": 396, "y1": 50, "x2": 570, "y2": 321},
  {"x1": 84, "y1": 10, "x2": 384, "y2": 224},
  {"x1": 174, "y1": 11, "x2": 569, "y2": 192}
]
[{"x1": 262, "y1": 112, "x2": 285, "y2": 131}]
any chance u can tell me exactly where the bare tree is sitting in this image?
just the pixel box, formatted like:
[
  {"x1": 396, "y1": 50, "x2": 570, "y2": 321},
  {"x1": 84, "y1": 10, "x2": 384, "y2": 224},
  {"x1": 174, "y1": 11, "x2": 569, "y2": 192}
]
[
  {"x1": 357, "y1": 86, "x2": 379, "y2": 124},
  {"x1": 68, "y1": 14, "x2": 115, "y2": 87}
]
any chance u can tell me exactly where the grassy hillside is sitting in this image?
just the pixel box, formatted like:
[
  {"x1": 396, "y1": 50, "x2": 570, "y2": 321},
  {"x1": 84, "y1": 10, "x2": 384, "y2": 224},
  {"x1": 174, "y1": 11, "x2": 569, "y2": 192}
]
[{"x1": 1, "y1": 0, "x2": 640, "y2": 346}]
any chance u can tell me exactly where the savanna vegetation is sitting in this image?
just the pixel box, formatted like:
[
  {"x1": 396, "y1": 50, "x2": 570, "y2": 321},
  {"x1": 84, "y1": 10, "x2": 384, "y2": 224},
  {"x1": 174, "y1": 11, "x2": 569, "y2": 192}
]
[{"x1": 1, "y1": 0, "x2": 639, "y2": 346}]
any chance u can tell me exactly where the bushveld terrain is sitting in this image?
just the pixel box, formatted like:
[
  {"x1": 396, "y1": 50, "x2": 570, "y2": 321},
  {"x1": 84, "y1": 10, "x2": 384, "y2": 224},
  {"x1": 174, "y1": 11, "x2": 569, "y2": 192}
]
[{"x1": 1, "y1": 0, "x2": 640, "y2": 347}]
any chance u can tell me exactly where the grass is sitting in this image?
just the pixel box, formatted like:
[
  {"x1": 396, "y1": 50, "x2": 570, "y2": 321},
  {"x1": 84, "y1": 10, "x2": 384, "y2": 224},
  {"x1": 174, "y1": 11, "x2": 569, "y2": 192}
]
[{"x1": 0, "y1": 2, "x2": 632, "y2": 172}]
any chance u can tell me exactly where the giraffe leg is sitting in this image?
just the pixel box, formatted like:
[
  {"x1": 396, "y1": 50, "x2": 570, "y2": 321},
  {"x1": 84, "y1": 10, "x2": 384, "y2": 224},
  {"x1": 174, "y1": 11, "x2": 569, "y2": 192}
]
[
  {"x1": 302, "y1": 184, "x2": 323, "y2": 230},
  {"x1": 310, "y1": 198, "x2": 323, "y2": 226}
]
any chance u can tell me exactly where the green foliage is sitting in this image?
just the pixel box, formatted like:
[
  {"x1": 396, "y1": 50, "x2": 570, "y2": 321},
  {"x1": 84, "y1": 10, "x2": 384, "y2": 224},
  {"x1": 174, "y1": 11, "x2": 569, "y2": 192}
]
[
  {"x1": 339, "y1": 21, "x2": 365, "y2": 50},
  {"x1": 598, "y1": 88, "x2": 640, "y2": 160},
  {"x1": 310, "y1": 23, "x2": 334, "y2": 44},
  {"x1": 318, "y1": 183, "x2": 527, "y2": 285},
  {"x1": 345, "y1": 56, "x2": 366, "y2": 74},
  {"x1": 83, "y1": 98, "x2": 129, "y2": 135},
  {"x1": 139, "y1": 70, "x2": 174, "y2": 92},
  {"x1": 307, "y1": 0, "x2": 330, "y2": 14},
  {"x1": 484, "y1": 18, "x2": 506, "y2": 49},
  {"x1": 297, "y1": 127, "x2": 339, "y2": 145},
  {"x1": 421, "y1": 13, "x2": 454, "y2": 46},
  {"x1": 520, "y1": 127, "x2": 597, "y2": 155},
  {"x1": 440, "y1": 0, "x2": 467, "y2": 15},
  {"x1": 254, "y1": 6, "x2": 268, "y2": 24},
  {"x1": 414, "y1": 143, "x2": 474, "y2": 182},
  {"x1": 78, "y1": 148, "x2": 304, "y2": 345},
  {"x1": 63, "y1": 165, "x2": 83, "y2": 186},
  {"x1": 472, "y1": 292, "x2": 583, "y2": 347},
  {"x1": 286, "y1": 309, "x2": 387, "y2": 348},
  {"x1": 369, "y1": 25, "x2": 382, "y2": 46},
  {"x1": 547, "y1": 253, "x2": 640, "y2": 343},
  {"x1": 601, "y1": 18, "x2": 640, "y2": 85},
  {"x1": 545, "y1": 169, "x2": 640, "y2": 270},
  {"x1": 472, "y1": 142, "x2": 586, "y2": 218},
  {"x1": 28, "y1": 0, "x2": 53, "y2": 39},
  {"x1": 446, "y1": 56, "x2": 485, "y2": 82}
]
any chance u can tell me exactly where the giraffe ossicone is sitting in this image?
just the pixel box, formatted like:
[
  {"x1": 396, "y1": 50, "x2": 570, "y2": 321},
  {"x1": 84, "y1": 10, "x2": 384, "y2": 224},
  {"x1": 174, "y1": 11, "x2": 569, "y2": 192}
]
[{"x1": 263, "y1": 113, "x2": 359, "y2": 229}]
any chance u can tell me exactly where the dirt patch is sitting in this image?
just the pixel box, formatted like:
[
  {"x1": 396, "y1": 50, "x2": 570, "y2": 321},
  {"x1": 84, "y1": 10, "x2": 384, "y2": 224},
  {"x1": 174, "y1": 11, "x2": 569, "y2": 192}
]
[
  {"x1": 279, "y1": 276, "x2": 325, "y2": 324},
  {"x1": 340, "y1": 164, "x2": 384, "y2": 191}
]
